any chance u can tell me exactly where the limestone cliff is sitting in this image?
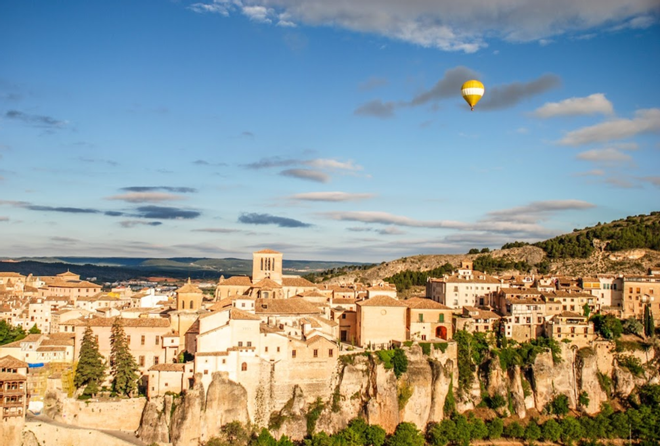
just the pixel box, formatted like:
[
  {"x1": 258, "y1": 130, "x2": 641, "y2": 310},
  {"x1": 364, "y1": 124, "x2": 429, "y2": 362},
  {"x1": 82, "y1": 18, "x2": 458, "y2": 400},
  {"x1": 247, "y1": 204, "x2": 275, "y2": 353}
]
[{"x1": 136, "y1": 340, "x2": 658, "y2": 446}]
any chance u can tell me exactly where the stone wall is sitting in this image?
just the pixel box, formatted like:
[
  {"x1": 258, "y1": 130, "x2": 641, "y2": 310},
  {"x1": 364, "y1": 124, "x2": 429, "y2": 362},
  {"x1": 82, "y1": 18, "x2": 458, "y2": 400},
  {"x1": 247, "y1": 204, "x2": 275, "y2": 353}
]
[
  {"x1": 23, "y1": 420, "x2": 140, "y2": 446},
  {"x1": 55, "y1": 395, "x2": 147, "y2": 431}
]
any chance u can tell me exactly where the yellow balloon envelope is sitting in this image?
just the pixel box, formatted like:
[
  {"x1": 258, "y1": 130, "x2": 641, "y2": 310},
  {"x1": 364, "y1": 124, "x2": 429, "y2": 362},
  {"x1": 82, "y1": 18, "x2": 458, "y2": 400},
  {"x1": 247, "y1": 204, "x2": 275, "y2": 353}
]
[{"x1": 461, "y1": 80, "x2": 485, "y2": 111}]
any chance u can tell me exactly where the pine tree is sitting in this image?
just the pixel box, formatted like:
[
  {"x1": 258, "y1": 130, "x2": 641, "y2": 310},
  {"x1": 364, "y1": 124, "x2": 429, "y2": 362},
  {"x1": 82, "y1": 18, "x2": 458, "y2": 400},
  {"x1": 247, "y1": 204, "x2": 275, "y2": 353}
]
[
  {"x1": 74, "y1": 326, "x2": 106, "y2": 396},
  {"x1": 28, "y1": 324, "x2": 41, "y2": 334},
  {"x1": 109, "y1": 318, "x2": 140, "y2": 397}
]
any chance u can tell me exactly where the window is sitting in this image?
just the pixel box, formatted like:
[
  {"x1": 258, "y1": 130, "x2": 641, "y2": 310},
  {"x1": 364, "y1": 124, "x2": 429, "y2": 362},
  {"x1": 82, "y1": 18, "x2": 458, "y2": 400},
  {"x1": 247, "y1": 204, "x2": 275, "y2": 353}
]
[
  {"x1": 154, "y1": 356, "x2": 159, "y2": 365},
  {"x1": 313, "y1": 349, "x2": 318, "y2": 358},
  {"x1": 292, "y1": 350, "x2": 297, "y2": 358},
  {"x1": 265, "y1": 346, "x2": 268, "y2": 353},
  {"x1": 139, "y1": 356, "x2": 145, "y2": 367},
  {"x1": 189, "y1": 300, "x2": 194, "y2": 309},
  {"x1": 418, "y1": 314, "x2": 424, "y2": 322},
  {"x1": 342, "y1": 314, "x2": 346, "y2": 319},
  {"x1": 141, "y1": 335, "x2": 145, "y2": 345},
  {"x1": 329, "y1": 349, "x2": 334, "y2": 358},
  {"x1": 155, "y1": 336, "x2": 159, "y2": 346},
  {"x1": 241, "y1": 362, "x2": 247, "y2": 371},
  {"x1": 204, "y1": 370, "x2": 208, "y2": 375},
  {"x1": 238, "y1": 341, "x2": 243, "y2": 347},
  {"x1": 127, "y1": 335, "x2": 131, "y2": 344},
  {"x1": 439, "y1": 314, "x2": 445, "y2": 323},
  {"x1": 247, "y1": 341, "x2": 252, "y2": 347},
  {"x1": 277, "y1": 347, "x2": 280, "y2": 353}
]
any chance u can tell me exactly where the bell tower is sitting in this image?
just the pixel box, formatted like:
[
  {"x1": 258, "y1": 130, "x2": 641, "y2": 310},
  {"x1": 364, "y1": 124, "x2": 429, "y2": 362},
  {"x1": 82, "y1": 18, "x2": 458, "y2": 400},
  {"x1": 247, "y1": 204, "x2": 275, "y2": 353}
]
[{"x1": 252, "y1": 249, "x2": 283, "y2": 284}]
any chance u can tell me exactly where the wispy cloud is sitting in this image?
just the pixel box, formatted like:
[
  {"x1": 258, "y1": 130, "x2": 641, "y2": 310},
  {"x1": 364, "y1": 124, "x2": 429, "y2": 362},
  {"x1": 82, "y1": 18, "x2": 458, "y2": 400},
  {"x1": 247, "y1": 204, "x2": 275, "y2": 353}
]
[
  {"x1": 641, "y1": 176, "x2": 660, "y2": 188},
  {"x1": 242, "y1": 157, "x2": 298, "y2": 170},
  {"x1": 559, "y1": 108, "x2": 660, "y2": 146},
  {"x1": 119, "y1": 220, "x2": 163, "y2": 228},
  {"x1": 51, "y1": 236, "x2": 79, "y2": 243},
  {"x1": 121, "y1": 186, "x2": 197, "y2": 193},
  {"x1": 303, "y1": 159, "x2": 362, "y2": 171},
  {"x1": 478, "y1": 74, "x2": 561, "y2": 110},
  {"x1": 354, "y1": 99, "x2": 397, "y2": 118},
  {"x1": 575, "y1": 147, "x2": 634, "y2": 164},
  {"x1": 0, "y1": 216, "x2": 8, "y2": 222},
  {"x1": 78, "y1": 157, "x2": 119, "y2": 167},
  {"x1": 133, "y1": 206, "x2": 201, "y2": 220},
  {"x1": 280, "y1": 169, "x2": 330, "y2": 183},
  {"x1": 26, "y1": 205, "x2": 99, "y2": 214},
  {"x1": 193, "y1": 160, "x2": 228, "y2": 167},
  {"x1": 238, "y1": 212, "x2": 312, "y2": 228},
  {"x1": 192, "y1": 227, "x2": 242, "y2": 233},
  {"x1": 185, "y1": 0, "x2": 658, "y2": 53},
  {"x1": 290, "y1": 191, "x2": 375, "y2": 202},
  {"x1": 5, "y1": 110, "x2": 67, "y2": 128},
  {"x1": 355, "y1": 69, "x2": 560, "y2": 117},
  {"x1": 533, "y1": 93, "x2": 614, "y2": 118},
  {"x1": 359, "y1": 77, "x2": 389, "y2": 91},
  {"x1": 106, "y1": 192, "x2": 187, "y2": 203}
]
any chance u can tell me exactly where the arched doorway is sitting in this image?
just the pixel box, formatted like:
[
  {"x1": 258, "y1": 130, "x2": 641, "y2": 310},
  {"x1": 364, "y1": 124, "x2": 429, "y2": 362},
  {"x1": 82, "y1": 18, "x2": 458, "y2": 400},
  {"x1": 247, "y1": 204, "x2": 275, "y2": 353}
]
[{"x1": 436, "y1": 326, "x2": 448, "y2": 340}]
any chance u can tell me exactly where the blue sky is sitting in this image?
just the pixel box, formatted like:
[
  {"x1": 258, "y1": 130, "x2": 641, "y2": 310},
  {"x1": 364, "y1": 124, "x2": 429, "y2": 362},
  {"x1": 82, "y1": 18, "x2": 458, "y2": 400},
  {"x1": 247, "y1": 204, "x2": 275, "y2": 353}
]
[{"x1": 1, "y1": 0, "x2": 659, "y2": 262}]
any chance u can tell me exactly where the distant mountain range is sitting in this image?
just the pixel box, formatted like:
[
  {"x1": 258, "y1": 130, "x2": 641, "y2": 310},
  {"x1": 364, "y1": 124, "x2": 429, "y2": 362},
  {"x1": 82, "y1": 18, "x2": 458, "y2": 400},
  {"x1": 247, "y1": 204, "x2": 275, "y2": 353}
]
[{"x1": 0, "y1": 257, "x2": 365, "y2": 283}]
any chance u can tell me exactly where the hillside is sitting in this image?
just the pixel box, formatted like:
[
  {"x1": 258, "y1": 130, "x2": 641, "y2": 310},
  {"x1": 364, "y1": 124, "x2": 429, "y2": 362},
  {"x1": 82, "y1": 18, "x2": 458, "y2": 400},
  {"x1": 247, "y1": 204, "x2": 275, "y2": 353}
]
[{"x1": 317, "y1": 212, "x2": 660, "y2": 290}]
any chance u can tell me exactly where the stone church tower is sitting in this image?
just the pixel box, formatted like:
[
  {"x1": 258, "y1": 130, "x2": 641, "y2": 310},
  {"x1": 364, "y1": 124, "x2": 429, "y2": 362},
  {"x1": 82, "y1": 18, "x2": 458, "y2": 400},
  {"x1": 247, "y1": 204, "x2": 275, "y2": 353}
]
[
  {"x1": 176, "y1": 278, "x2": 203, "y2": 311},
  {"x1": 252, "y1": 249, "x2": 283, "y2": 284}
]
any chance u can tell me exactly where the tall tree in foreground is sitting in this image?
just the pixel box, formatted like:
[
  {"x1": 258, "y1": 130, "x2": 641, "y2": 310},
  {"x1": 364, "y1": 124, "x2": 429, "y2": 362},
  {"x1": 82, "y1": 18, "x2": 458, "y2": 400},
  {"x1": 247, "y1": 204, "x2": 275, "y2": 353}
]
[
  {"x1": 109, "y1": 318, "x2": 140, "y2": 397},
  {"x1": 74, "y1": 326, "x2": 106, "y2": 396}
]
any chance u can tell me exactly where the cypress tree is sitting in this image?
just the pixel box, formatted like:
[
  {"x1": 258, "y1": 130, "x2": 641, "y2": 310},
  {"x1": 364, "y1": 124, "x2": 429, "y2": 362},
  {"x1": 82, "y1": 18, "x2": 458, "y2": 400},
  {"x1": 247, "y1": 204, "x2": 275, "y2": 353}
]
[
  {"x1": 644, "y1": 305, "x2": 655, "y2": 337},
  {"x1": 74, "y1": 326, "x2": 106, "y2": 396},
  {"x1": 109, "y1": 318, "x2": 140, "y2": 397}
]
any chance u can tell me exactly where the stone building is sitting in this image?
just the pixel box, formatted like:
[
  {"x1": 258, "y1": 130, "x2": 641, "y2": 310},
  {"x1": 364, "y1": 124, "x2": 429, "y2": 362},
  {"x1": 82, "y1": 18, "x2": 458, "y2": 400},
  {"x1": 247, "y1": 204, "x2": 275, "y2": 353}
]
[
  {"x1": 426, "y1": 264, "x2": 501, "y2": 309},
  {"x1": 545, "y1": 312, "x2": 596, "y2": 347},
  {"x1": 404, "y1": 297, "x2": 453, "y2": 341},
  {"x1": 0, "y1": 355, "x2": 29, "y2": 420},
  {"x1": 356, "y1": 295, "x2": 407, "y2": 348},
  {"x1": 621, "y1": 274, "x2": 660, "y2": 323}
]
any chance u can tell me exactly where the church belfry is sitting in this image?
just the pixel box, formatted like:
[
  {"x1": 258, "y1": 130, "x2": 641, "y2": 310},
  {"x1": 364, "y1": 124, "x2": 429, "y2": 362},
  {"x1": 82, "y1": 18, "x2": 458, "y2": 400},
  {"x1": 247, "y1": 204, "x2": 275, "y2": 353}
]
[{"x1": 252, "y1": 249, "x2": 283, "y2": 284}]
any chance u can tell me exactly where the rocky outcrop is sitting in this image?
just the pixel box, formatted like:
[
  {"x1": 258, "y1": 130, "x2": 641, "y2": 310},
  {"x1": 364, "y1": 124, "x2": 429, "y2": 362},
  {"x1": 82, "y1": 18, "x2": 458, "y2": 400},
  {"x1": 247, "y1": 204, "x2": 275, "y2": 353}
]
[
  {"x1": 203, "y1": 372, "x2": 250, "y2": 439},
  {"x1": 136, "y1": 340, "x2": 656, "y2": 446},
  {"x1": 136, "y1": 395, "x2": 173, "y2": 444},
  {"x1": 530, "y1": 344, "x2": 578, "y2": 412},
  {"x1": 21, "y1": 430, "x2": 40, "y2": 446},
  {"x1": 576, "y1": 347, "x2": 608, "y2": 414}
]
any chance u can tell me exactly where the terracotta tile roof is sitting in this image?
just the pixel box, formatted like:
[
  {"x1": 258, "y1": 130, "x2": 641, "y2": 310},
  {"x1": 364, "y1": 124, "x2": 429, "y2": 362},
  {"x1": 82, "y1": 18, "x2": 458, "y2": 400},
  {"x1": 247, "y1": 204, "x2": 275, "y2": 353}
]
[
  {"x1": 440, "y1": 274, "x2": 501, "y2": 284},
  {"x1": 229, "y1": 308, "x2": 261, "y2": 321},
  {"x1": 209, "y1": 298, "x2": 233, "y2": 312},
  {"x1": 309, "y1": 315, "x2": 338, "y2": 327},
  {"x1": 500, "y1": 288, "x2": 542, "y2": 295},
  {"x1": 20, "y1": 334, "x2": 43, "y2": 343},
  {"x1": 0, "y1": 272, "x2": 25, "y2": 278},
  {"x1": 67, "y1": 316, "x2": 171, "y2": 328},
  {"x1": 357, "y1": 295, "x2": 407, "y2": 308},
  {"x1": 506, "y1": 298, "x2": 545, "y2": 305},
  {"x1": 37, "y1": 346, "x2": 66, "y2": 352},
  {"x1": 260, "y1": 324, "x2": 284, "y2": 334},
  {"x1": 48, "y1": 280, "x2": 101, "y2": 289},
  {"x1": 252, "y1": 278, "x2": 282, "y2": 289},
  {"x1": 0, "y1": 372, "x2": 27, "y2": 381},
  {"x1": 255, "y1": 298, "x2": 322, "y2": 315},
  {"x1": 0, "y1": 355, "x2": 29, "y2": 368},
  {"x1": 218, "y1": 276, "x2": 253, "y2": 286},
  {"x1": 41, "y1": 338, "x2": 74, "y2": 347},
  {"x1": 332, "y1": 298, "x2": 356, "y2": 305},
  {"x1": 543, "y1": 291, "x2": 594, "y2": 299},
  {"x1": 149, "y1": 363, "x2": 186, "y2": 372},
  {"x1": 282, "y1": 277, "x2": 316, "y2": 288},
  {"x1": 254, "y1": 249, "x2": 281, "y2": 254},
  {"x1": 298, "y1": 290, "x2": 327, "y2": 298},
  {"x1": 404, "y1": 297, "x2": 452, "y2": 310},
  {"x1": 557, "y1": 311, "x2": 585, "y2": 318},
  {"x1": 176, "y1": 279, "x2": 203, "y2": 294}
]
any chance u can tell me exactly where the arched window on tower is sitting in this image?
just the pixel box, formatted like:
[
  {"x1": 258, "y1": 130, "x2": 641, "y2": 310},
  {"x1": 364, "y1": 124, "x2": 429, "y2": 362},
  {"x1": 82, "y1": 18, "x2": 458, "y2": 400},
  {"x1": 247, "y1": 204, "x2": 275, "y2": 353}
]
[
  {"x1": 241, "y1": 362, "x2": 247, "y2": 371},
  {"x1": 189, "y1": 300, "x2": 194, "y2": 310}
]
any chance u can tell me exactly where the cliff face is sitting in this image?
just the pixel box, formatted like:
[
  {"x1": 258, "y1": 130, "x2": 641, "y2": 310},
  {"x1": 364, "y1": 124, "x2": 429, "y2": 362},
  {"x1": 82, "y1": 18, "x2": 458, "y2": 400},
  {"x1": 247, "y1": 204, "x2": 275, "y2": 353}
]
[{"x1": 137, "y1": 341, "x2": 658, "y2": 446}]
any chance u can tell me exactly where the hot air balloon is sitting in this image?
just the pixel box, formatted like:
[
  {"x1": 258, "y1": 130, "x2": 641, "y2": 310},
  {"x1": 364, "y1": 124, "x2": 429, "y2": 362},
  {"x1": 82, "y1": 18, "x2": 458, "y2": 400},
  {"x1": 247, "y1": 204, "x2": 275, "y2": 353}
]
[{"x1": 461, "y1": 80, "x2": 485, "y2": 111}]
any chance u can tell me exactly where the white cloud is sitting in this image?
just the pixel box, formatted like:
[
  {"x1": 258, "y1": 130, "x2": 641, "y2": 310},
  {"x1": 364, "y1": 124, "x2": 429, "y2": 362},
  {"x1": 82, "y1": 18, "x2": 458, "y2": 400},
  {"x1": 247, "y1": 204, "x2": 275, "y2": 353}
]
[
  {"x1": 303, "y1": 158, "x2": 363, "y2": 171},
  {"x1": 559, "y1": 108, "x2": 660, "y2": 146},
  {"x1": 242, "y1": 5, "x2": 272, "y2": 23},
  {"x1": 187, "y1": 0, "x2": 659, "y2": 52},
  {"x1": 533, "y1": 93, "x2": 614, "y2": 118},
  {"x1": 576, "y1": 148, "x2": 633, "y2": 164},
  {"x1": 574, "y1": 169, "x2": 605, "y2": 177},
  {"x1": 641, "y1": 176, "x2": 660, "y2": 187},
  {"x1": 290, "y1": 192, "x2": 375, "y2": 202}
]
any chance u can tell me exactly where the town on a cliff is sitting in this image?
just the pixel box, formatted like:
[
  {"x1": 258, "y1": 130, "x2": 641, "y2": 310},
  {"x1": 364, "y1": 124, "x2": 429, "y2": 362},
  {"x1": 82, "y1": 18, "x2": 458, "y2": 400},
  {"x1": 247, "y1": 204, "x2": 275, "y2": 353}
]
[{"x1": 1, "y1": 216, "x2": 660, "y2": 446}]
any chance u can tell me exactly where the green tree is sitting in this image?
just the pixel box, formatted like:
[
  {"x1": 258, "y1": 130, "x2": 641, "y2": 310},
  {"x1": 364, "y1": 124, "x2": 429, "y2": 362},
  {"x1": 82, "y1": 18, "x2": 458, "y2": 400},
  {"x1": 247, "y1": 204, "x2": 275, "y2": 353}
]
[
  {"x1": 276, "y1": 436, "x2": 295, "y2": 446},
  {"x1": 386, "y1": 422, "x2": 425, "y2": 446},
  {"x1": 578, "y1": 391, "x2": 590, "y2": 409},
  {"x1": 469, "y1": 418, "x2": 488, "y2": 441},
  {"x1": 524, "y1": 420, "x2": 541, "y2": 444},
  {"x1": 504, "y1": 421, "x2": 524, "y2": 439},
  {"x1": 73, "y1": 326, "x2": 106, "y2": 397},
  {"x1": 644, "y1": 305, "x2": 655, "y2": 337},
  {"x1": 28, "y1": 324, "x2": 41, "y2": 334},
  {"x1": 252, "y1": 428, "x2": 277, "y2": 446},
  {"x1": 549, "y1": 394, "x2": 570, "y2": 416},
  {"x1": 591, "y1": 314, "x2": 623, "y2": 339},
  {"x1": 541, "y1": 419, "x2": 562, "y2": 442},
  {"x1": 582, "y1": 303, "x2": 591, "y2": 319},
  {"x1": 302, "y1": 432, "x2": 331, "y2": 446},
  {"x1": 391, "y1": 348, "x2": 408, "y2": 378},
  {"x1": 623, "y1": 317, "x2": 644, "y2": 337},
  {"x1": 365, "y1": 425, "x2": 386, "y2": 446},
  {"x1": 109, "y1": 318, "x2": 140, "y2": 397},
  {"x1": 0, "y1": 320, "x2": 27, "y2": 345},
  {"x1": 560, "y1": 416, "x2": 584, "y2": 445},
  {"x1": 488, "y1": 418, "x2": 504, "y2": 439}
]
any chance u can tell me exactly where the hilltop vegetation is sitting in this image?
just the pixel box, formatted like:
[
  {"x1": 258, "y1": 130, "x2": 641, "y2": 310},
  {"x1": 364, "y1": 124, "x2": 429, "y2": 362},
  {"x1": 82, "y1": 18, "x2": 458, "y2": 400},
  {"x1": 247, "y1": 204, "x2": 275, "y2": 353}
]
[{"x1": 534, "y1": 212, "x2": 660, "y2": 259}]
